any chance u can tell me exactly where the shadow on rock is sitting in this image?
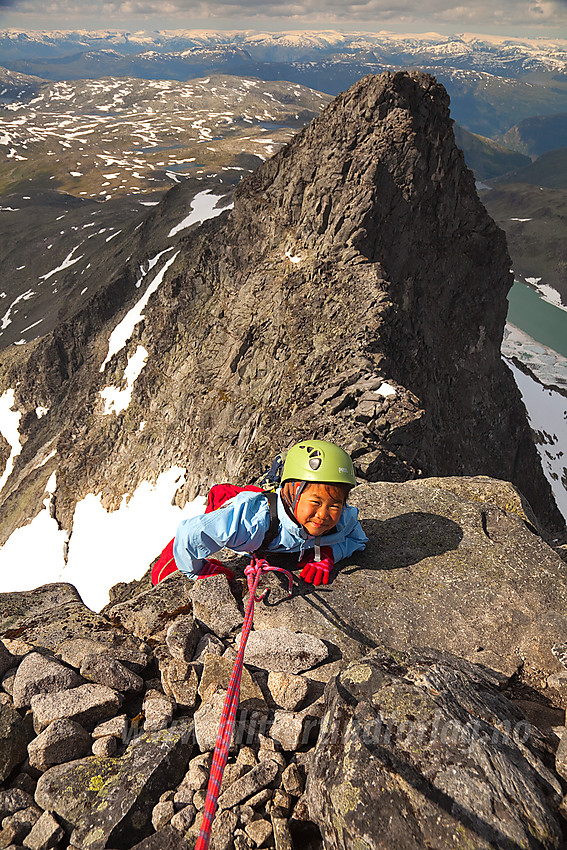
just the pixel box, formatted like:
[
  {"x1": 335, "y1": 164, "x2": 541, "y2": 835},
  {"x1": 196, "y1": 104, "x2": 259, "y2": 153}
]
[{"x1": 350, "y1": 511, "x2": 464, "y2": 572}]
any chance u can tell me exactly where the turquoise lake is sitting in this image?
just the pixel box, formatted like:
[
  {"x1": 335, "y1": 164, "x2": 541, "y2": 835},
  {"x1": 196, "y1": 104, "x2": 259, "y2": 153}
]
[{"x1": 506, "y1": 282, "x2": 567, "y2": 359}]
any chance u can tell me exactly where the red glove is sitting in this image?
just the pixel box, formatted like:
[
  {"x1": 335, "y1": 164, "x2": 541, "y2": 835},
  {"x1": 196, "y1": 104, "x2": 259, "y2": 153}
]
[
  {"x1": 298, "y1": 547, "x2": 334, "y2": 587},
  {"x1": 197, "y1": 558, "x2": 235, "y2": 582}
]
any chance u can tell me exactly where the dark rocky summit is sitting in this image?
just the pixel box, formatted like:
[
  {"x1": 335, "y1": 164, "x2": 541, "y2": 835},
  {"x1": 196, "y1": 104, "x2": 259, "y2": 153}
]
[
  {"x1": 0, "y1": 70, "x2": 563, "y2": 546},
  {"x1": 1, "y1": 477, "x2": 567, "y2": 849}
]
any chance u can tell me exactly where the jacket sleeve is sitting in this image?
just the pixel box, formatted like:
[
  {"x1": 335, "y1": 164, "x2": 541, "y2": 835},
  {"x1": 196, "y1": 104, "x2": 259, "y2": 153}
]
[
  {"x1": 329, "y1": 505, "x2": 368, "y2": 563},
  {"x1": 173, "y1": 492, "x2": 270, "y2": 579}
]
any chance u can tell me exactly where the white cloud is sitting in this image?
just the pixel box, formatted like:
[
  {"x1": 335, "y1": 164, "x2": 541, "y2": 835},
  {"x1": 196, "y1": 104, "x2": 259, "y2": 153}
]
[{"x1": 1, "y1": 0, "x2": 566, "y2": 31}]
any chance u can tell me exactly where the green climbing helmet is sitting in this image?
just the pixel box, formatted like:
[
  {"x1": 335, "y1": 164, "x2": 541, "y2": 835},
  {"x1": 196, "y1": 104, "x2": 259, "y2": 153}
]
[{"x1": 281, "y1": 440, "x2": 357, "y2": 487}]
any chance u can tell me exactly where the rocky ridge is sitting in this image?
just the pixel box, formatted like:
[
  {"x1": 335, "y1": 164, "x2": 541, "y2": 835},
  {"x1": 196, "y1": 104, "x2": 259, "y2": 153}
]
[
  {"x1": 0, "y1": 70, "x2": 564, "y2": 552},
  {"x1": 1, "y1": 476, "x2": 567, "y2": 849}
]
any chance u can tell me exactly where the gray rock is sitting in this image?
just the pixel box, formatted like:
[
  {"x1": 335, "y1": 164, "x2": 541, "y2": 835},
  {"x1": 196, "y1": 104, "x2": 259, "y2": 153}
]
[
  {"x1": 269, "y1": 790, "x2": 291, "y2": 817},
  {"x1": 194, "y1": 690, "x2": 231, "y2": 753},
  {"x1": 191, "y1": 574, "x2": 243, "y2": 639},
  {"x1": 92, "y1": 714, "x2": 128, "y2": 741},
  {"x1": 0, "y1": 700, "x2": 30, "y2": 782},
  {"x1": 92, "y1": 736, "x2": 117, "y2": 757},
  {"x1": 27, "y1": 719, "x2": 91, "y2": 771},
  {"x1": 34, "y1": 756, "x2": 119, "y2": 830},
  {"x1": 307, "y1": 646, "x2": 564, "y2": 850},
  {"x1": 13, "y1": 652, "x2": 83, "y2": 709},
  {"x1": 22, "y1": 811, "x2": 64, "y2": 850},
  {"x1": 0, "y1": 790, "x2": 35, "y2": 821},
  {"x1": 0, "y1": 641, "x2": 16, "y2": 680},
  {"x1": 193, "y1": 634, "x2": 224, "y2": 663},
  {"x1": 556, "y1": 730, "x2": 567, "y2": 781},
  {"x1": 0, "y1": 583, "x2": 145, "y2": 658},
  {"x1": 104, "y1": 572, "x2": 192, "y2": 640},
  {"x1": 174, "y1": 763, "x2": 209, "y2": 803},
  {"x1": 10, "y1": 773, "x2": 36, "y2": 795},
  {"x1": 268, "y1": 711, "x2": 306, "y2": 752},
  {"x1": 35, "y1": 718, "x2": 193, "y2": 849},
  {"x1": 166, "y1": 616, "x2": 202, "y2": 662},
  {"x1": 1, "y1": 668, "x2": 17, "y2": 697},
  {"x1": 267, "y1": 672, "x2": 309, "y2": 711},
  {"x1": 199, "y1": 653, "x2": 265, "y2": 710},
  {"x1": 253, "y1": 478, "x2": 567, "y2": 683},
  {"x1": 192, "y1": 789, "x2": 207, "y2": 810},
  {"x1": 30, "y1": 684, "x2": 122, "y2": 733},
  {"x1": 143, "y1": 690, "x2": 174, "y2": 732},
  {"x1": 58, "y1": 638, "x2": 149, "y2": 674},
  {"x1": 281, "y1": 763, "x2": 303, "y2": 796},
  {"x1": 152, "y1": 800, "x2": 174, "y2": 831},
  {"x1": 169, "y1": 803, "x2": 196, "y2": 833},
  {"x1": 217, "y1": 758, "x2": 280, "y2": 811},
  {"x1": 80, "y1": 654, "x2": 143, "y2": 693},
  {"x1": 210, "y1": 809, "x2": 238, "y2": 850},
  {"x1": 0, "y1": 806, "x2": 41, "y2": 846},
  {"x1": 0, "y1": 584, "x2": 83, "y2": 635},
  {"x1": 245, "y1": 819, "x2": 272, "y2": 848},
  {"x1": 271, "y1": 816, "x2": 293, "y2": 850},
  {"x1": 234, "y1": 830, "x2": 254, "y2": 850},
  {"x1": 242, "y1": 629, "x2": 328, "y2": 674},
  {"x1": 129, "y1": 823, "x2": 194, "y2": 849},
  {"x1": 159, "y1": 658, "x2": 200, "y2": 709}
]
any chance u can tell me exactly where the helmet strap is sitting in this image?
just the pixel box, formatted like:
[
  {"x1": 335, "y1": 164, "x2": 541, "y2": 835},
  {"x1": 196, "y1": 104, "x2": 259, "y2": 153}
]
[
  {"x1": 292, "y1": 481, "x2": 308, "y2": 518},
  {"x1": 281, "y1": 480, "x2": 308, "y2": 526}
]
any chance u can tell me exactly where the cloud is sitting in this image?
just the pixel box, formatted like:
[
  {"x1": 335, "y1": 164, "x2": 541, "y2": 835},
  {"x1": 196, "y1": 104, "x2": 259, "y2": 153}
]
[
  {"x1": 93, "y1": 0, "x2": 567, "y2": 25},
  {"x1": 1, "y1": 0, "x2": 566, "y2": 31}
]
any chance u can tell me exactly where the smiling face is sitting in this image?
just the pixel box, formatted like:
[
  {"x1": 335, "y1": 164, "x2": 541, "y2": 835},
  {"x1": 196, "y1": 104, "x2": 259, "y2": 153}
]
[{"x1": 294, "y1": 482, "x2": 346, "y2": 536}]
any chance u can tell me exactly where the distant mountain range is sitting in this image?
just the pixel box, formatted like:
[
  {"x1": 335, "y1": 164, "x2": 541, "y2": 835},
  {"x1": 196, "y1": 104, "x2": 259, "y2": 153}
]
[
  {"x1": 1, "y1": 30, "x2": 567, "y2": 75},
  {"x1": 1, "y1": 28, "x2": 567, "y2": 331},
  {"x1": 2, "y1": 30, "x2": 567, "y2": 143}
]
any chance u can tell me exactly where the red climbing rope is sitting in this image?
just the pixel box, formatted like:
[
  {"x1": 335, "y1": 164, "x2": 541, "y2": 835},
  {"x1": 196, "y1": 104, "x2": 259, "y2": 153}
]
[{"x1": 194, "y1": 556, "x2": 293, "y2": 850}]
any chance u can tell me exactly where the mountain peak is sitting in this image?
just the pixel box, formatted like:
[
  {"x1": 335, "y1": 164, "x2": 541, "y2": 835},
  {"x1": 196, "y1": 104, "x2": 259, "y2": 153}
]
[{"x1": 0, "y1": 70, "x2": 563, "y2": 554}]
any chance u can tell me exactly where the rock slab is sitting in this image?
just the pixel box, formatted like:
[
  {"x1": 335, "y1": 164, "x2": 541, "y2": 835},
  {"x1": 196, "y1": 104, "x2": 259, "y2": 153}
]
[
  {"x1": 307, "y1": 646, "x2": 564, "y2": 850},
  {"x1": 35, "y1": 718, "x2": 194, "y2": 849}
]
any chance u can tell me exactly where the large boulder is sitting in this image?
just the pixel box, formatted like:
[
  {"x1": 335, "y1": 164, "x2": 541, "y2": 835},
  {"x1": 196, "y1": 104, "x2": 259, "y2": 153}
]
[
  {"x1": 252, "y1": 478, "x2": 567, "y2": 689},
  {"x1": 0, "y1": 583, "x2": 147, "y2": 656},
  {"x1": 103, "y1": 572, "x2": 193, "y2": 641},
  {"x1": 35, "y1": 718, "x2": 194, "y2": 848},
  {"x1": 0, "y1": 699, "x2": 30, "y2": 782},
  {"x1": 12, "y1": 651, "x2": 83, "y2": 708},
  {"x1": 307, "y1": 646, "x2": 564, "y2": 849}
]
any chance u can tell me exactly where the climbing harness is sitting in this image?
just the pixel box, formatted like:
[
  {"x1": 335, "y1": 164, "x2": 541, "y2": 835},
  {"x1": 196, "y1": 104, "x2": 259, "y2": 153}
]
[{"x1": 194, "y1": 555, "x2": 293, "y2": 850}]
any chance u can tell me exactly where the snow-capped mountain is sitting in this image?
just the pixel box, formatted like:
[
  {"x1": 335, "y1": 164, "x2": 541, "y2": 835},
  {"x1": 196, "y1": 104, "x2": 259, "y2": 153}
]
[{"x1": 1, "y1": 29, "x2": 566, "y2": 75}]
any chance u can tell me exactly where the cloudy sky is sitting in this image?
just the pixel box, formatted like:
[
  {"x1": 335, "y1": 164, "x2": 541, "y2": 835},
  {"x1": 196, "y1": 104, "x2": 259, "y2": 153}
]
[{"x1": 0, "y1": 0, "x2": 566, "y2": 37}]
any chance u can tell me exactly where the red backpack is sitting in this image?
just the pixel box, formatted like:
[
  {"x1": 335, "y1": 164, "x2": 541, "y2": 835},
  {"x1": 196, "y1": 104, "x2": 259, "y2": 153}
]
[{"x1": 151, "y1": 484, "x2": 279, "y2": 585}]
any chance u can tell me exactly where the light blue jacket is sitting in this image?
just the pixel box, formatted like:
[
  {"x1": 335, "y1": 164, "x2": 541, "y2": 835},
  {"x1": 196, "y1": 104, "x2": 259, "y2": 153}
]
[{"x1": 173, "y1": 488, "x2": 368, "y2": 579}]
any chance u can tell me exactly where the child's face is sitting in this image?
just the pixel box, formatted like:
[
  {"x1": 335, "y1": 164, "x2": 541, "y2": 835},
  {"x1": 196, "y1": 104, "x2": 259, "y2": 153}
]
[{"x1": 295, "y1": 483, "x2": 345, "y2": 536}]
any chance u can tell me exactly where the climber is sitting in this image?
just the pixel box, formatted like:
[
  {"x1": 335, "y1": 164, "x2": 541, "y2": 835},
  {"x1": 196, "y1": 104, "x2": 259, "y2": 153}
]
[{"x1": 167, "y1": 439, "x2": 368, "y2": 587}]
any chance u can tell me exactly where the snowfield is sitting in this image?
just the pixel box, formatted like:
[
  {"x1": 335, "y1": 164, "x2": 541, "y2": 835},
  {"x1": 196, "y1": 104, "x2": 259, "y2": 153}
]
[{"x1": 0, "y1": 465, "x2": 206, "y2": 612}]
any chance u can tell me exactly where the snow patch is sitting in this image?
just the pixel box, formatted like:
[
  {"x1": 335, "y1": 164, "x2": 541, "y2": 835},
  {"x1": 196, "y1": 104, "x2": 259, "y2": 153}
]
[
  {"x1": 0, "y1": 388, "x2": 22, "y2": 492},
  {"x1": 285, "y1": 249, "x2": 301, "y2": 264},
  {"x1": 36, "y1": 405, "x2": 49, "y2": 418},
  {"x1": 507, "y1": 359, "x2": 567, "y2": 522},
  {"x1": 61, "y1": 468, "x2": 205, "y2": 611},
  {"x1": 0, "y1": 472, "x2": 68, "y2": 593},
  {"x1": 168, "y1": 190, "x2": 231, "y2": 237},
  {"x1": 39, "y1": 244, "x2": 84, "y2": 282},
  {"x1": 526, "y1": 278, "x2": 567, "y2": 312},
  {"x1": 375, "y1": 382, "x2": 397, "y2": 397},
  {"x1": 100, "y1": 345, "x2": 148, "y2": 415},
  {"x1": 100, "y1": 251, "x2": 178, "y2": 371}
]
